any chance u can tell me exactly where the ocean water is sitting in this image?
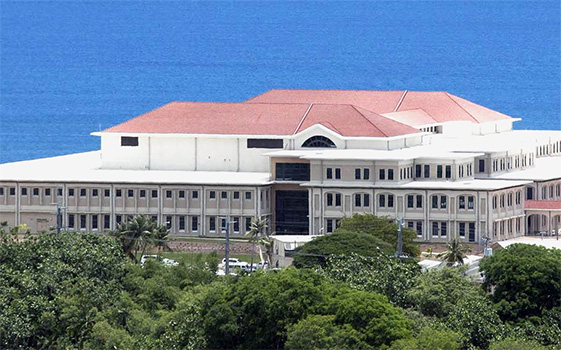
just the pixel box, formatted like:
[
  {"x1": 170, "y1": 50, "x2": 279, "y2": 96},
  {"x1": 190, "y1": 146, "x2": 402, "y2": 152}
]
[{"x1": 0, "y1": 1, "x2": 560, "y2": 164}]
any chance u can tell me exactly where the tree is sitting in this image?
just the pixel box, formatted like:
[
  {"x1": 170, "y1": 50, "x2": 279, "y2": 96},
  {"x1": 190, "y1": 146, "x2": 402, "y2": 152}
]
[
  {"x1": 489, "y1": 339, "x2": 547, "y2": 350},
  {"x1": 245, "y1": 216, "x2": 268, "y2": 270},
  {"x1": 437, "y1": 238, "x2": 470, "y2": 266},
  {"x1": 292, "y1": 229, "x2": 394, "y2": 268},
  {"x1": 337, "y1": 214, "x2": 420, "y2": 257},
  {"x1": 111, "y1": 216, "x2": 170, "y2": 263},
  {"x1": 479, "y1": 243, "x2": 561, "y2": 320},
  {"x1": 389, "y1": 327, "x2": 462, "y2": 350}
]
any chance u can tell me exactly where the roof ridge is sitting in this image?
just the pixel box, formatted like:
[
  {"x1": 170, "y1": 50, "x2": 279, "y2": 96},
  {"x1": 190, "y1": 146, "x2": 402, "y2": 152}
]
[
  {"x1": 444, "y1": 92, "x2": 479, "y2": 123},
  {"x1": 294, "y1": 104, "x2": 314, "y2": 135},
  {"x1": 350, "y1": 105, "x2": 388, "y2": 137}
]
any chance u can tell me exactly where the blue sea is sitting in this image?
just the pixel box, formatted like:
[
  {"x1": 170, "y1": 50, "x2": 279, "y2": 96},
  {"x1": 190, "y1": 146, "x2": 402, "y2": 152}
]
[{"x1": 1, "y1": 1, "x2": 560, "y2": 164}]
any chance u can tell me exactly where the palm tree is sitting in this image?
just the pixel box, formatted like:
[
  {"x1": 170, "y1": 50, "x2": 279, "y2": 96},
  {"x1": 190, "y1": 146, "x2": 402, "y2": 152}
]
[
  {"x1": 438, "y1": 238, "x2": 471, "y2": 267},
  {"x1": 111, "y1": 216, "x2": 169, "y2": 263},
  {"x1": 245, "y1": 216, "x2": 268, "y2": 271}
]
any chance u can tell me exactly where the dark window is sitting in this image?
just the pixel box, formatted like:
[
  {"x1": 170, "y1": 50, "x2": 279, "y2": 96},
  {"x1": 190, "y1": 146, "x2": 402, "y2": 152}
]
[
  {"x1": 121, "y1": 136, "x2": 138, "y2": 147},
  {"x1": 57, "y1": 188, "x2": 63, "y2": 196},
  {"x1": 0, "y1": 188, "x2": 4, "y2": 196},
  {"x1": 166, "y1": 216, "x2": 172, "y2": 230},
  {"x1": 469, "y1": 223, "x2": 475, "y2": 242},
  {"x1": 245, "y1": 217, "x2": 252, "y2": 231},
  {"x1": 221, "y1": 191, "x2": 228, "y2": 199},
  {"x1": 416, "y1": 221, "x2": 422, "y2": 237},
  {"x1": 139, "y1": 190, "x2": 146, "y2": 198},
  {"x1": 445, "y1": 165, "x2": 451, "y2": 179},
  {"x1": 234, "y1": 218, "x2": 240, "y2": 232},
  {"x1": 379, "y1": 169, "x2": 385, "y2": 180},
  {"x1": 10, "y1": 188, "x2": 16, "y2": 196},
  {"x1": 245, "y1": 191, "x2": 252, "y2": 200},
  {"x1": 21, "y1": 188, "x2": 27, "y2": 196},
  {"x1": 151, "y1": 216, "x2": 158, "y2": 223},
  {"x1": 416, "y1": 195, "x2": 423, "y2": 208},
  {"x1": 151, "y1": 190, "x2": 158, "y2": 198},
  {"x1": 192, "y1": 217, "x2": 199, "y2": 231},
  {"x1": 327, "y1": 193, "x2": 333, "y2": 206},
  {"x1": 209, "y1": 217, "x2": 216, "y2": 231},
  {"x1": 166, "y1": 190, "x2": 172, "y2": 198},
  {"x1": 432, "y1": 196, "x2": 438, "y2": 209},
  {"x1": 80, "y1": 215, "x2": 86, "y2": 229},
  {"x1": 68, "y1": 188, "x2": 75, "y2": 197},
  {"x1": 327, "y1": 219, "x2": 333, "y2": 233},
  {"x1": 479, "y1": 159, "x2": 485, "y2": 172},
  {"x1": 459, "y1": 196, "x2": 466, "y2": 209},
  {"x1": 459, "y1": 222, "x2": 466, "y2": 237},
  {"x1": 388, "y1": 195, "x2": 394, "y2": 208},
  {"x1": 92, "y1": 189, "x2": 99, "y2": 197},
  {"x1": 116, "y1": 215, "x2": 122, "y2": 223},
  {"x1": 104, "y1": 189, "x2": 110, "y2": 197},
  {"x1": 388, "y1": 169, "x2": 394, "y2": 180},
  {"x1": 379, "y1": 194, "x2": 386, "y2": 207},
  {"x1": 363, "y1": 194, "x2": 370, "y2": 207},
  {"x1": 104, "y1": 215, "x2": 110, "y2": 229},
  {"x1": 79, "y1": 189, "x2": 86, "y2": 197},
  {"x1": 116, "y1": 189, "x2": 122, "y2": 197},
  {"x1": 415, "y1": 164, "x2": 422, "y2": 178},
  {"x1": 335, "y1": 193, "x2": 341, "y2": 207},
  {"x1": 275, "y1": 163, "x2": 310, "y2": 181},
  {"x1": 179, "y1": 190, "x2": 185, "y2": 198},
  {"x1": 301, "y1": 135, "x2": 336, "y2": 148},
  {"x1": 326, "y1": 168, "x2": 333, "y2": 179},
  {"x1": 247, "y1": 138, "x2": 283, "y2": 148},
  {"x1": 526, "y1": 187, "x2": 534, "y2": 200},
  {"x1": 432, "y1": 222, "x2": 439, "y2": 236},
  {"x1": 355, "y1": 194, "x2": 361, "y2": 207},
  {"x1": 364, "y1": 168, "x2": 370, "y2": 180},
  {"x1": 32, "y1": 188, "x2": 39, "y2": 196},
  {"x1": 179, "y1": 216, "x2": 185, "y2": 230},
  {"x1": 209, "y1": 191, "x2": 216, "y2": 199},
  {"x1": 441, "y1": 196, "x2": 447, "y2": 209},
  {"x1": 468, "y1": 196, "x2": 474, "y2": 210},
  {"x1": 437, "y1": 165, "x2": 443, "y2": 178},
  {"x1": 92, "y1": 215, "x2": 98, "y2": 229},
  {"x1": 407, "y1": 195, "x2": 414, "y2": 208},
  {"x1": 335, "y1": 168, "x2": 341, "y2": 179},
  {"x1": 68, "y1": 214, "x2": 75, "y2": 228},
  {"x1": 424, "y1": 165, "x2": 430, "y2": 178},
  {"x1": 355, "y1": 168, "x2": 361, "y2": 180},
  {"x1": 192, "y1": 190, "x2": 199, "y2": 199},
  {"x1": 441, "y1": 222, "x2": 447, "y2": 237},
  {"x1": 128, "y1": 189, "x2": 134, "y2": 197},
  {"x1": 233, "y1": 191, "x2": 240, "y2": 199}
]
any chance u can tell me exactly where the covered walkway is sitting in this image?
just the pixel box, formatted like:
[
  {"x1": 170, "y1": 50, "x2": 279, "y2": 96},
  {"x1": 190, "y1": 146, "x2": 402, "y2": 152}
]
[{"x1": 525, "y1": 200, "x2": 561, "y2": 238}]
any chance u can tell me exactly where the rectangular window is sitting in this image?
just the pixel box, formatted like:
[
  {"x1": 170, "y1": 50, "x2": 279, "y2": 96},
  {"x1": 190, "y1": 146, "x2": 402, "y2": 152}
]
[
  {"x1": 104, "y1": 215, "x2": 110, "y2": 229},
  {"x1": 469, "y1": 223, "x2": 475, "y2": 242},
  {"x1": 459, "y1": 222, "x2": 466, "y2": 237},
  {"x1": 363, "y1": 168, "x2": 370, "y2": 180},
  {"x1": 424, "y1": 165, "x2": 430, "y2": 178},
  {"x1": 441, "y1": 222, "x2": 447, "y2": 237},
  {"x1": 80, "y1": 215, "x2": 86, "y2": 229},
  {"x1": 92, "y1": 189, "x2": 99, "y2": 197},
  {"x1": 220, "y1": 218, "x2": 228, "y2": 232},
  {"x1": 479, "y1": 159, "x2": 485, "y2": 172},
  {"x1": 379, "y1": 169, "x2": 385, "y2": 180},
  {"x1": 0, "y1": 188, "x2": 3, "y2": 196},
  {"x1": 151, "y1": 216, "x2": 158, "y2": 223},
  {"x1": 415, "y1": 164, "x2": 422, "y2": 178},
  {"x1": 327, "y1": 219, "x2": 333, "y2": 233},
  {"x1": 20, "y1": 188, "x2": 28, "y2": 196},
  {"x1": 355, "y1": 194, "x2": 361, "y2": 207},
  {"x1": 440, "y1": 196, "x2": 447, "y2": 209},
  {"x1": 407, "y1": 195, "x2": 414, "y2": 208},
  {"x1": 192, "y1": 217, "x2": 199, "y2": 232},
  {"x1": 335, "y1": 193, "x2": 341, "y2": 207},
  {"x1": 355, "y1": 168, "x2": 361, "y2": 180},
  {"x1": 388, "y1": 169, "x2": 394, "y2": 180},
  {"x1": 445, "y1": 165, "x2": 451, "y2": 179},
  {"x1": 121, "y1": 136, "x2": 138, "y2": 147},
  {"x1": 459, "y1": 196, "x2": 466, "y2": 209},
  {"x1": 221, "y1": 191, "x2": 228, "y2": 199},
  {"x1": 275, "y1": 163, "x2": 311, "y2": 181},
  {"x1": 68, "y1": 188, "x2": 74, "y2": 197},
  {"x1": 128, "y1": 189, "x2": 134, "y2": 198},
  {"x1": 363, "y1": 194, "x2": 370, "y2": 207},
  {"x1": 432, "y1": 196, "x2": 438, "y2": 209},
  {"x1": 467, "y1": 196, "x2": 474, "y2": 210},
  {"x1": 247, "y1": 139, "x2": 283, "y2": 148},
  {"x1": 68, "y1": 214, "x2": 75, "y2": 229},
  {"x1": 437, "y1": 165, "x2": 443, "y2": 178},
  {"x1": 139, "y1": 190, "x2": 146, "y2": 198},
  {"x1": 233, "y1": 191, "x2": 240, "y2": 199},
  {"x1": 57, "y1": 188, "x2": 63, "y2": 196},
  {"x1": 432, "y1": 222, "x2": 439, "y2": 237},
  {"x1": 335, "y1": 168, "x2": 341, "y2": 179},
  {"x1": 166, "y1": 190, "x2": 172, "y2": 198},
  {"x1": 379, "y1": 194, "x2": 386, "y2": 207},
  {"x1": 33, "y1": 188, "x2": 39, "y2": 196},
  {"x1": 116, "y1": 215, "x2": 122, "y2": 224},
  {"x1": 166, "y1": 216, "x2": 172, "y2": 230},
  {"x1": 10, "y1": 187, "x2": 16, "y2": 196},
  {"x1": 245, "y1": 191, "x2": 252, "y2": 200},
  {"x1": 92, "y1": 215, "x2": 98, "y2": 230},
  {"x1": 388, "y1": 195, "x2": 394, "y2": 208},
  {"x1": 179, "y1": 216, "x2": 185, "y2": 231},
  {"x1": 80, "y1": 188, "x2": 86, "y2": 197},
  {"x1": 209, "y1": 217, "x2": 216, "y2": 231},
  {"x1": 209, "y1": 191, "x2": 216, "y2": 199},
  {"x1": 233, "y1": 218, "x2": 240, "y2": 233},
  {"x1": 326, "y1": 168, "x2": 333, "y2": 179},
  {"x1": 245, "y1": 217, "x2": 252, "y2": 232},
  {"x1": 104, "y1": 189, "x2": 110, "y2": 197},
  {"x1": 116, "y1": 189, "x2": 122, "y2": 197},
  {"x1": 192, "y1": 190, "x2": 199, "y2": 199},
  {"x1": 150, "y1": 190, "x2": 157, "y2": 198},
  {"x1": 179, "y1": 190, "x2": 185, "y2": 198},
  {"x1": 327, "y1": 193, "x2": 333, "y2": 207},
  {"x1": 416, "y1": 221, "x2": 422, "y2": 237},
  {"x1": 416, "y1": 195, "x2": 423, "y2": 208}
]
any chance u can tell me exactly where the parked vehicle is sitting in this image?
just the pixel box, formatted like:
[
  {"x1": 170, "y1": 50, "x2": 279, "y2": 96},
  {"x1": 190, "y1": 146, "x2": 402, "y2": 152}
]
[
  {"x1": 140, "y1": 255, "x2": 179, "y2": 267},
  {"x1": 219, "y1": 258, "x2": 248, "y2": 270}
]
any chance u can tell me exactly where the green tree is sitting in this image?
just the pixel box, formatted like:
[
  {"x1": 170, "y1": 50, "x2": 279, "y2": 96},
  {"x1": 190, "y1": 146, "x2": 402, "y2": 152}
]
[
  {"x1": 437, "y1": 238, "x2": 470, "y2": 266},
  {"x1": 489, "y1": 338, "x2": 547, "y2": 350},
  {"x1": 337, "y1": 214, "x2": 420, "y2": 257},
  {"x1": 111, "y1": 216, "x2": 170, "y2": 263},
  {"x1": 293, "y1": 229, "x2": 394, "y2": 268},
  {"x1": 245, "y1": 216, "x2": 268, "y2": 270},
  {"x1": 479, "y1": 243, "x2": 561, "y2": 320},
  {"x1": 389, "y1": 327, "x2": 462, "y2": 350}
]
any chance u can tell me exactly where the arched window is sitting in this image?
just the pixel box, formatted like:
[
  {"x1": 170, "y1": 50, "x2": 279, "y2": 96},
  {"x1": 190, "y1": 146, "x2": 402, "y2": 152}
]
[{"x1": 301, "y1": 135, "x2": 336, "y2": 148}]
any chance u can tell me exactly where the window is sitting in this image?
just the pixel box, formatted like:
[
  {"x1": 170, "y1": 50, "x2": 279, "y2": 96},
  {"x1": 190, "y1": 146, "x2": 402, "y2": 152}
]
[
  {"x1": 104, "y1": 189, "x2": 110, "y2": 197},
  {"x1": 245, "y1": 191, "x2": 252, "y2": 200},
  {"x1": 179, "y1": 190, "x2": 185, "y2": 198},
  {"x1": 441, "y1": 222, "x2": 447, "y2": 237},
  {"x1": 432, "y1": 222, "x2": 439, "y2": 237},
  {"x1": 79, "y1": 188, "x2": 86, "y2": 197},
  {"x1": 440, "y1": 195, "x2": 447, "y2": 209},
  {"x1": 493, "y1": 195, "x2": 498, "y2": 209},
  {"x1": 247, "y1": 138, "x2": 283, "y2": 148},
  {"x1": 479, "y1": 159, "x2": 485, "y2": 172},
  {"x1": 445, "y1": 165, "x2": 451, "y2": 179},
  {"x1": 151, "y1": 216, "x2": 158, "y2": 223},
  {"x1": 57, "y1": 188, "x2": 63, "y2": 196},
  {"x1": 139, "y1": 190, "x2": 146, "y2": 198},
  {"x1": 121, "y1": 136, "x2": 138, "y2": 146},
  {"x1": 379, "y1": 194, "x2": 386, "y2": 207},
  {"x1": 166, "y1": 190, "x2": 172, "y2": 198},
  {"x1": 500, "y1": 194, "x2": 505, "y2": 208},
  {"x1": 68, "y1": 188, "x2": 75, "y2": 197},
  {"x1": 192, "y1": 217, "x2": 199, "y2": 232},
  {"x1": 192, "y1": 190, "x2": 199, "y2": 199},
  {"x1": 432, "y1": 195, "x2": 438, "y2": 209},
  {"x1": 416, "y1": 221, "x2": 422, "y2": 237},
  {"x1": 335, "y1": 168, "x2": 341, "y2": 179},
  {"x1": 355, "y1": 194, "x2": 361, "y2": 207},
  {"x1": 92, "y1": 215, "x2": 98, "y2": 230},
  {"x1": 116, "y1": 189, "x2": 122, "y2": 197},
  {"x1": 220, "y1": 218, "x2": 227, "y2": 232},
  {"x1": 0, "y1": 188, "x2": 3, "y2": 196},
  {"x1": 80, "y1": 215, "x2": 86, "y2": 229},
  {"x1": 327, "y1": 219, "x2": 333, "y2": 233},
  {"x1": 327, "y1": 193, "x2": 333, "y2": 207},
  {"x1": 32, "y1": 188, "x2": 39, "y2": 196},
  {"x1": 68, "y1": 214, "x2": 75, "y2": 229},
  {"x1": 233, "y1": 218, "x2": 240, "y2": 233},
  {"x1": 459, "y1": 222, "x2": 466, "y2": 237},
  {"x1": 10, "y1": 188, "x2": 16, "y2": 196},
  {"x1": 516, "y1": 191, "x2": 521, "y2": 205},
  {"x1": 379, "y1": 169, "x2": 385, "y2": 180},
  {"x1": 233, "y1": 191, "x2": 240, "y2": 199},
  {"x1": 388, "y1": 195, "x2": 394, "y2": 208},
  {"x1": 92, "y1": 189, "x2": 99, "y2": 197},
  {"x1": 415, "y1": 165, "x2": 422, "y2": 178},
  {"x1": 424, "y1": 165, "x2": 430, "y2": 178},
  {"x1": 179, "y1": 216, "x2": 185, "y2": 231},
  {"x1": 302, "y1": 135, "x2": 336, "y2": 148},
  {"x1": 364, "y1": 169, "x2": 370, "y2": 180},
  {"x1": 166, "y1": 216, "x2": 172, "y2": 230},
  {"x1": 507, "y1": 193, "x2": 513, "y2": 206},
  {"x1": 459, "y1": 196, "x2": 466, "y2": 209},
  {"x1": 388, "y1": 169, "x2": 394, "y2": 180},
  {"x1": 209, "y1": 191, "x2": 216, "y2": 199},
  {"x1": 363, "y1": 194, "x2": 370, "y2": 207},
  {"x1": 326, "y1": 168, "x2": 333, "y2": 179},
  {"x1": 407, "y1": 195, "x2": 414, "y2": 208},
  {"x1": 116, "y1": 215, "x2": 122, "y2": 224},
  {"x1": 526, "y1": 187, "x2": 534, "y2": 200},
  {"x1": 128, "y1": 189, "x2": 134, "y2": 198},
  {"x1": 355, "y1": 168, "x2": 361, "y2": 180},
  {"x1": 209, "y1": 217, "x2": 216, "y2": 231},
  {"x1": 275, "y1": 163, "x2": 310, "y2": 181},
  {"x1": 469, "y1": 223, "x2": 475, "y2": 242},
  {"x1": 245, "y1": 217, "x2": 252, "y2": 232},
  {"x1": 437, "y1": 165, "x2": 443, "y2": 178},
  {"x1": 335, "y1": 193, "x2": 341, "y2": 207},
  {"x1": 467, "y1": 196, "x2": 474, "y2": 210},
  {"x1": 221, "y1": 191, "x2": 228, "y2": 199},
  {"x1": 104, "y1": 215, "x2": 110, "y2": 229}
]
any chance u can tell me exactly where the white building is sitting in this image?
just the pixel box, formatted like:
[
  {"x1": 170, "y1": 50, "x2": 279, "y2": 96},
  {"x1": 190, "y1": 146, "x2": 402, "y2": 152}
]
[{"x1": 1, "y1": 89, "x2": 560, "y2": 245}]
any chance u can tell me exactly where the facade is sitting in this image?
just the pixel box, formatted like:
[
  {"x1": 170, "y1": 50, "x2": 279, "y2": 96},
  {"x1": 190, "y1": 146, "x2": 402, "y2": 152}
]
[{"x1": 1, "y1": 89, "x2": 561, "y2": 245}]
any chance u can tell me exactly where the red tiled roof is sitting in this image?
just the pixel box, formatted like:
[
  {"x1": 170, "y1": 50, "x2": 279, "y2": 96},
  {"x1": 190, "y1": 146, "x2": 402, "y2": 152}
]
[
  {"x1": 101, "y1": 101, "x2": 420, "y2": 137},
  {"x1": 381, "y1": 109, "x2": 437, "y2": 127},
  {"x1": 248, "y1": 89, "x2": 513, "y2": 124},
  {"x1": 525, "y1": 200, "x2": 561, "y2": 210}
]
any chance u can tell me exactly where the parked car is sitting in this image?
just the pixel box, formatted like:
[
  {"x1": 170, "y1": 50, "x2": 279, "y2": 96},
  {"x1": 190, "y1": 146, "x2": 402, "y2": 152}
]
[
  {"x1": 140, "y1": 255, "x2": 178, "y2": 267},
  {"x1": 219, "y1": 258, "x2": 248, "y2": 270}
]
